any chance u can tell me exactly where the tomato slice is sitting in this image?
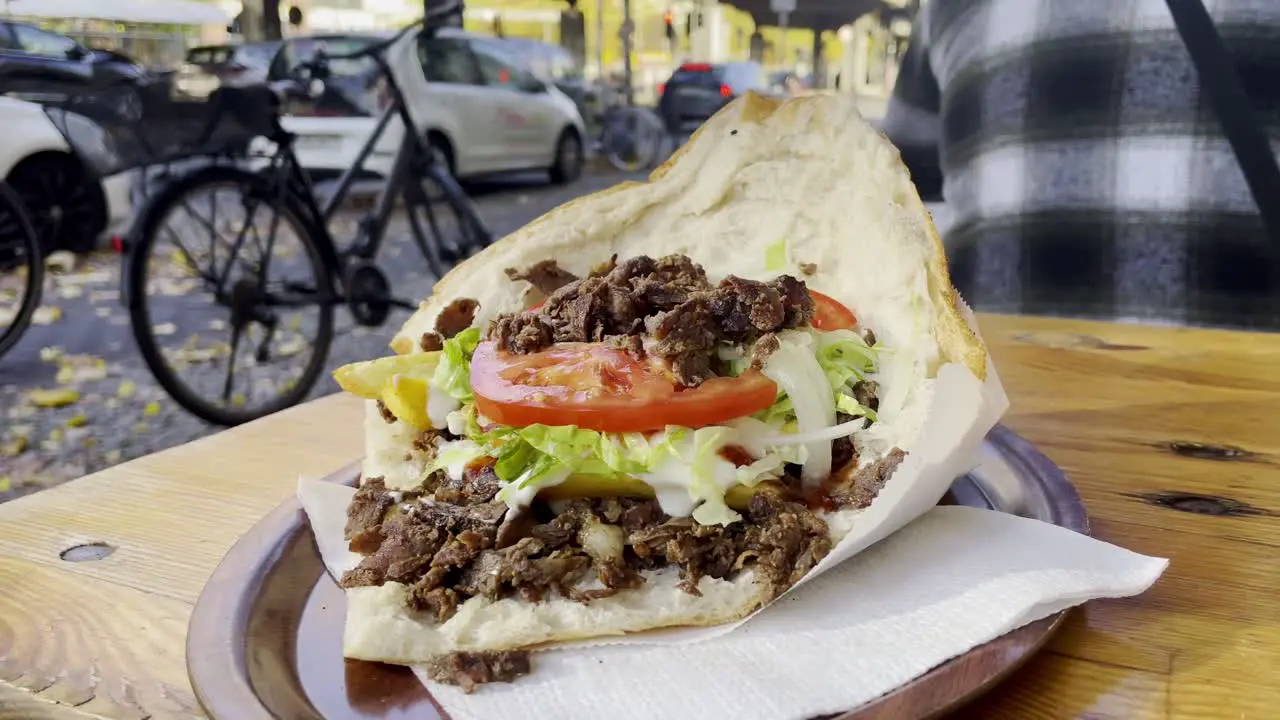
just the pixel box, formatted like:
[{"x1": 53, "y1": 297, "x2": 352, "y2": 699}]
[
  {"x1": 470, "y1": 341, "x2": 778, "y2": 433},
  {"x1": 810, "y1": 290, "x2": 857, "y2": 331}
]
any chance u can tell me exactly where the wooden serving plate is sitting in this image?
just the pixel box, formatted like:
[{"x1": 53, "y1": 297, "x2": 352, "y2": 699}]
[{"x1": 187, "y1": 425, "x2": 1087, "y2": 720}]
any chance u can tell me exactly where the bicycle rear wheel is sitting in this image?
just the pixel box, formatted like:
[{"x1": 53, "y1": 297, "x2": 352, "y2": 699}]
[
  {"x1": 602, "y1": 107, "x2": 667, "y2": 172},
  {"x1": 127, "y1": 165, "x2": 336, "y2": 426},
  {"x1": 404, "y1": 161, "x2": 494, "y2": 277},
  {"x1": 0, "y1": 180, "x2": 43, "y2": 361}
]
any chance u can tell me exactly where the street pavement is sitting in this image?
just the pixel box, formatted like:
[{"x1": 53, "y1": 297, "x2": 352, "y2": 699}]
[{"x1": 0, "y1": 167, "x2": 645, "y2": 503}]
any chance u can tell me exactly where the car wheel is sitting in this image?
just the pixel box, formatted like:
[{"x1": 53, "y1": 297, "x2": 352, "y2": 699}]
[
  {"x1": 7, "y1": 153, "x2": 107, "y2": 256},
  {"x1": 549, "y1": 129, "x2": 584, "y2": 185}
]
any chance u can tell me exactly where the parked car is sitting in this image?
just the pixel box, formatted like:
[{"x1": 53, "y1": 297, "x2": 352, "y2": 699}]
[
  {"x1": 657, "y1": 61, "x2": 770, "y2": 134},
  {"x1": 485, "y1": 37, "x2": 593, "y2": 124},
  {"x1": 173, "y1": 41, "x2": 281, "y2": 97},
  {"x1": 0, "y1": 96, "x2": 130, "y2": 255},
  {"x1": 264, "y1": 28, "x2": 587, "y2": 184},
  {"x1": 0, "y1": 20, "x2": 146, "y2": 104}
]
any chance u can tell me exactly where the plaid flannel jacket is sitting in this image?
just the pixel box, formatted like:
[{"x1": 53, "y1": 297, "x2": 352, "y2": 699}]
[{"x1": 881, "y1": 0, "x2": 1280, "y2": 329}]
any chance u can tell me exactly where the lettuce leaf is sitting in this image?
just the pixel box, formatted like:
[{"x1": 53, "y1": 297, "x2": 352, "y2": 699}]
[{"x1": 430, "y1": 327, "x2": 482, "y2": 402}]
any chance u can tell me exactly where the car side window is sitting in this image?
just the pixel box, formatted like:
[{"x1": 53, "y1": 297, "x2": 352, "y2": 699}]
[
  {"x1": 419, "y1": 37, "x2": 482, "y2": 85},
  {"x1": 0, "y1": 24, "x2": 20, "y2": 52},
  {"x1": 11, "y1": 24, "x2": 79, "y2": 58},
  {"x1": 472, "y1": 44, "x2": 536, "y2": 90}
]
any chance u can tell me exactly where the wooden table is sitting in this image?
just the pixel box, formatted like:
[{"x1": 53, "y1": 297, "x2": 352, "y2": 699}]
[{"x1": 1, "y1": 313, "x2": 1277, "y2": 720}]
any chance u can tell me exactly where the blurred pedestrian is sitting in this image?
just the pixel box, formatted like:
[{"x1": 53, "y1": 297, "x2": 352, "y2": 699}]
[{"x1": 881, "y1": 0, "x2": 1280, "y2": 330}]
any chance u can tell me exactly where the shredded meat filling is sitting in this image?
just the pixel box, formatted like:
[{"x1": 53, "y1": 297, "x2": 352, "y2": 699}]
[
  {"x1": 505, "y1": 260, "x2": 579, "y2": 297},
  {"x1": 435, "y1": 298, "x2": 479, "y2": 339},
  {"x1": 487, "y1": 253, "x2": 817, "y2": 387},
  {"x1": 425, "y1": 650, "x2": 531, "y2": 694},
  {"x1": 339, "y1": 448, "x2": 909, "y2": 621}
]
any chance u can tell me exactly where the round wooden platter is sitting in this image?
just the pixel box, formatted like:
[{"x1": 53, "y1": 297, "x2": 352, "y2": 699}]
[{"x1": 187, "y1": 425, "x2": 1088, "y2": 720}]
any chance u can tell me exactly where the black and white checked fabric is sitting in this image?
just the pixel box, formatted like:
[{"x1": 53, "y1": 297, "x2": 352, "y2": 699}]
[{"x1": 882, "y1": 0, "x2": 1280, "y2": 329}]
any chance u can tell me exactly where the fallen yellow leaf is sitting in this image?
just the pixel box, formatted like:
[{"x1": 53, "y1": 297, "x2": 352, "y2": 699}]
[
  {"x1": 27, "y1": 388, "x2": 80, "y2": 408},
  {"x1": 143, "y1": 401, "x2": 160, "y2": 417},
  {"x1": 1, "y1": 435, "x2": 28, "y2": 457},
  {"x1": 0, "y1": 476, "x2": 10, "y2": 493},
  {"x1": 39, "y1": 346, "x2": 65, "y2": 362},
  {"x1": 45, "y1": 250, "x2": 76, "y2": 273},
  {"x1": 67, "y1": 414, "x2": 88, "y2": 428},
  {"x1": 133, "y1": 422, "x2": 149, "y2": 433},
  {"x1": 117, "y1": 380, "x2": 136, "y2": 399},
  {"x1": 56, "y1": 357, "x2": 108, "y2": 384},
  {"x1": 32, "y1": 306, "x2": 62, "y2": 326}
]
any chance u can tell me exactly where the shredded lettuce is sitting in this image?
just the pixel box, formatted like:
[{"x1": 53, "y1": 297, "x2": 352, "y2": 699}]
[
  {"x1": 431, "y1": 327, "x2": 482, "y2": 402},
  {"x1": 755, "y1": 329, "x2": 879, "y2": 427}
]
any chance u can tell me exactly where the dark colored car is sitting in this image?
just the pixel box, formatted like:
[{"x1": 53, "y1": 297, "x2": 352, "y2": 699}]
[
  {"x1": 0, "y1": 20, "x2": 145, "y2": 102},
  {"x1": 0, "y1": 21, "x2": 146, "y2": 254},
  {"x1": 657, "y1": 61, "x2": 769, "y2": 134}
]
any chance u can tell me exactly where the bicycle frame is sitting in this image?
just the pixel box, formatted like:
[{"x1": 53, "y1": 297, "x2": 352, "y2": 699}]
[{"x1": 214, "y1": 24, "x2": 480, "y2": 302}]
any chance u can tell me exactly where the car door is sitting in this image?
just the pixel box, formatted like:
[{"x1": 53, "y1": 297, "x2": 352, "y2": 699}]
[
  {"x1": 0, "y1": 23, "x2": 92, "y2": 103},
  {"x1": 415, "y1": 34, "x2": 509, "y2": 177},
  {"x1": 469, "y1": 41, "x2": 565, "y2": 169}
]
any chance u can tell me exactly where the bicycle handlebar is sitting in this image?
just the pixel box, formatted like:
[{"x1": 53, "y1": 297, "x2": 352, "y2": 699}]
[{"x1": 304, "y1": 0, "x2": 463, "y2": 63}]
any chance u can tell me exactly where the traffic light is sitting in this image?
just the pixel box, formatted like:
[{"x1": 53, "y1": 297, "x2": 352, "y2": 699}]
[{"x1": 664, "y1": 8, "x2": 676, "y2": 52}]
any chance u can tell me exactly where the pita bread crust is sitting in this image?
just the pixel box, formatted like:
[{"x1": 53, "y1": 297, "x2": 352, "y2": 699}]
[
  {"x1": 343, "y1": 569, "x2": 763, "y2": 663},
  {"x1": 389, "y1": 91, "x2": 986, "y2": 381}
]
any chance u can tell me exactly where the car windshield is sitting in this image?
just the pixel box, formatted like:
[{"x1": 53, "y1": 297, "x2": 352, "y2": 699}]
[{"x1": 669, "y1": 64, "x2": 722, "y2": 87}]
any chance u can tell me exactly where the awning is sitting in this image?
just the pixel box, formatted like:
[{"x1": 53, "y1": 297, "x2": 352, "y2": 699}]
[
  {"x1": 720, "y1": 0, "x2": 886, "y2": 31},
  {"x1": 4, "y1": 0, "x2": 231, "y2": 26}
]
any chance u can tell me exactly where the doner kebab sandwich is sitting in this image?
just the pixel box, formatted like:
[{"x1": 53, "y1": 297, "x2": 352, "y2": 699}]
[{"x1": 326, "y1": 91, "x2": 991, "y2": 691}]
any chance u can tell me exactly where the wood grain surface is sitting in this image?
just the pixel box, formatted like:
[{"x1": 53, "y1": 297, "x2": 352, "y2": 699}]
[{"x1": 1, "y1": 313, "x2": 1278, "y2": 720}]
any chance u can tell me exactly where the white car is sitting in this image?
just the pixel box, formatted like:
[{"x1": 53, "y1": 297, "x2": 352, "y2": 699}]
[
  {"x1": 268, "y1": 29, "x2": 587, "y2": 184},
  {"x1": 0, "y1": 96, "x2": 130, "y2": 254}
]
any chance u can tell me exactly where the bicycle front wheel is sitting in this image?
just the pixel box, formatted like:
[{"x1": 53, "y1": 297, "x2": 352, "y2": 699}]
[
  {"x1": 0, "y1": 180, "x2": 43, "y2": 361},
  {"x1": 127, "y1": 165, "x2": 336, "y2": 426}
]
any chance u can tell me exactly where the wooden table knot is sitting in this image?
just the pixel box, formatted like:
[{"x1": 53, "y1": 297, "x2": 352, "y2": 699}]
[
  {"x1": 59, "y1": 542, "x2": 116, "y2": 562},
  {"x1": 1160, "y1": 440, "x2": 1258, "y2": 462},
  {"x1": 1125, "y1": 491, "x2": 1276, "y2": 518},
  {"x1": 1012, "y1": 332, "x2": 1148, "y2": 351}
]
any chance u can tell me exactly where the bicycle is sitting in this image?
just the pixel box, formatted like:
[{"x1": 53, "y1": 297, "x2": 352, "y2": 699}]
[
  {"x1": 43, "y1": 0, "x2": 492, "y2": 426},
  {"x1": 0, "y1": 179, "x2": 43, "y2": 362},
  {"x1": 589, "y1": 83, "x2": 670, "y2": 172}
]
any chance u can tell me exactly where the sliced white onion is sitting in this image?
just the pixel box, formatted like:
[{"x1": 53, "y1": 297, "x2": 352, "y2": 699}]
[
  {"x1": 753, "y1": 416, "x2": 868, "y2": 448},
  {"x1": 760, "y1": 339, "x2": 835, "y2": 486}
]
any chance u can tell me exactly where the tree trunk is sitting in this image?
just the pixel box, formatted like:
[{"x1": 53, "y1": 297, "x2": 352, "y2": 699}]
[{"x1": 262, "y1": 0, "x2": 283, "y2": 40}]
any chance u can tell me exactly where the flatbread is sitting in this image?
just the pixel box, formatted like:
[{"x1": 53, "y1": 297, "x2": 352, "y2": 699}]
[{"x1": 341, "y1": 91, "x2": 988, "y2": 664}]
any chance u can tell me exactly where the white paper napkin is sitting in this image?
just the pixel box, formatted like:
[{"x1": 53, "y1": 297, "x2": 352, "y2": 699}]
[{"x1": 300, "y1": 481, "x2": 1167, "y2": 720}]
